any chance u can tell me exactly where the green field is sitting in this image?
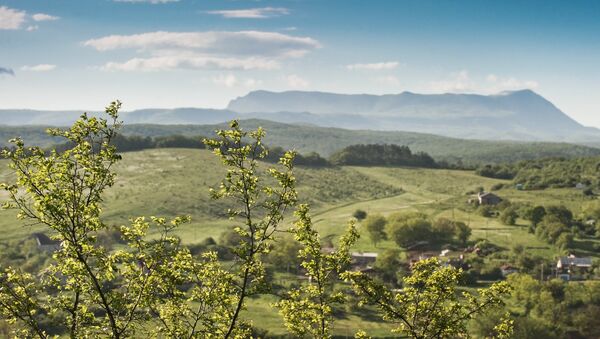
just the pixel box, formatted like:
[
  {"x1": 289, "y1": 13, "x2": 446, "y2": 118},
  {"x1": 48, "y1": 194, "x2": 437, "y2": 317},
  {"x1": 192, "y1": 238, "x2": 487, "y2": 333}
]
[{"x1": 1, "y1": 147, "x2": 598, "y2": 336}]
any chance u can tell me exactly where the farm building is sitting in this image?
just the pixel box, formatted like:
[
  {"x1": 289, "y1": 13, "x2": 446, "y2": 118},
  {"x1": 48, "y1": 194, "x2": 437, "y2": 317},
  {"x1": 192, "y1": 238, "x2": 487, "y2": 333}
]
[
  {"x1": 556, "y1": 255, "x2": 593, "y2": 280},
  {"x1": 32, "y1": 233, "x2": 60, "y2": 252},
  {"x1": 351, "y1": 252, "x2": 378, "y2": 269},
  {"x1": 477, "y1": 192, "x2": 503, "y2": 205}
]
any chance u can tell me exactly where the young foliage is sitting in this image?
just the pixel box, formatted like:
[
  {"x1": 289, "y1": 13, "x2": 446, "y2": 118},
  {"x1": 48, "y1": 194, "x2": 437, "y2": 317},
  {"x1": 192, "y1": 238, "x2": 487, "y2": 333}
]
[
  {"x1": 342, "y1": 258, "x2": 512, "y2": 338},
  {"x1": 0, "y1": 105, "x2": 242, "y2": 338},
  {"x1": 203, "y1": 120, "x2": 298, "y2": 337},
  {"x1": 275, "y1": 204, "x2": 358, "y2": 338}
]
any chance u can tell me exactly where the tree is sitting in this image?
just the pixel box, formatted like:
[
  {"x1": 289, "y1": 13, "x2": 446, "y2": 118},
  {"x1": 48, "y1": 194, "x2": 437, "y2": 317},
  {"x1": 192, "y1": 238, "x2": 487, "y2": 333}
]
[
  {"x1": 0, "y1": 109, "x2": 300, "y2": 338},
  {"x1": 353, "y1": 209, "x2": 367, "y2": 221},
  {"x1": 388, "y1": 216, "x2": 432, "y2": 248},
  {"x1": 342, "y1": 258, "x2": 512, "y2": 338},
  {"x1": 545, "y1": 205, "x2": 573, "y2": 226},
  {"x1": 454, "y1": 221, "x2": 472, "y2": 246},
  {"x1": 374, "y1": 249, "x2": 404, "y2": 285},
  {"x1": 500, "y1": 208, "x2": 518, "y2": 226},
  {"x1": 266, "y1": 234, "x2": 302, "y2": 273},
  {"x1": 529, "y1": 206, "x2": 546, "y2": 227},
  {"x1": 555, "y1": 232, "x2": 574, "y2": 250},
  {"x1": 0, "y1": 104, "x2": 239, "y2": 338},
  {"x1": 275, "y1": 204, "x2": 358, "y2": 338},
  {"x1": 203, "y1": 120, "x2": 298, "y2": 337},
  {"x1": 364, "y1": 214, "x2": 387, "y2": 246},
  {"x1": 432, "y1": 218, "x2": 455, "y2": 244}
]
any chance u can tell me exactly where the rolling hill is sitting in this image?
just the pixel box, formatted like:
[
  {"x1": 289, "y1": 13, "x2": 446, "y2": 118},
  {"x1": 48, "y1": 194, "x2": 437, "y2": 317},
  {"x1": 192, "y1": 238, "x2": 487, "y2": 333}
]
[{"x1": 2, "y1": 120, "x2": 600, "y2": 165}]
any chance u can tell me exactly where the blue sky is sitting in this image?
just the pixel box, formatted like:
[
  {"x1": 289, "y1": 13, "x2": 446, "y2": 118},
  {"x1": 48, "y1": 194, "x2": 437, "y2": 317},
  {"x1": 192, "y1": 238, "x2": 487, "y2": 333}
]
[{"x1": 1, "y1": 0, "x2": 599, "y2": 127}]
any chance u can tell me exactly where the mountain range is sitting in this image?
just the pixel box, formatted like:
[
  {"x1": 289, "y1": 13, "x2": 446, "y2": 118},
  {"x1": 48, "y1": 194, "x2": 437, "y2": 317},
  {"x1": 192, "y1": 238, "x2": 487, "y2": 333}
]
[{"x1": 2, "y1": 89, "x2": 600, "y2": 144}]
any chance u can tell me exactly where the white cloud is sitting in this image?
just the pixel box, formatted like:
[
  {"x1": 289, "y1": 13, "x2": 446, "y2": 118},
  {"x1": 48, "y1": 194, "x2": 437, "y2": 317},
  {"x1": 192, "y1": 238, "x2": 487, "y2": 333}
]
[
  {"x1": 206, "y1": 7, "x2": 289, "y2": 19},
  {"x1": 32, "y1": 13, "x2": 59, "y2": 21},
  {"x1": 374, "y1": 75, "x2": 400, "y2": 86},
  {"x1": 286, "y1": 74, "x2": 309, "y2": 88},
  {"x1": 21, "y1": 64, "x2": 56, "y2": 72},
  {"x1": 213, "y1": 74, "x2": 238, "y2": 87},
  {"x1": 485, "y1": 73, "x2": 539, "y2": 92},
  {"x1": 0, "y1": 6, "x2": 26, "y2": 30},
  {"x1": 429, "y1": 70, "x2": 473, "y2": 92},
  {"x1": 102, "y1": 55, "x2": 279, "y2": 71},
  {"x1": 26, "y1": 25, "x2": 39, "y2": 31},
  {"x1": 84, "y1": 31, "x2": 320, "y2": 57},
  {"x1": 85, "y1": 30, "x2": 320, "y2": 72},
  {"x1": 346, "y1": 61, "x2": 400, "y2": 71},
  {"x1": 212, "y1": 74, "x2": 262, "y2": 88},
  {"x1": 114, "y1": 0, "x2": 179, "y2": 3},
  {"x1": 428, "y1": 70, "x2": 538, "y2": 94}
]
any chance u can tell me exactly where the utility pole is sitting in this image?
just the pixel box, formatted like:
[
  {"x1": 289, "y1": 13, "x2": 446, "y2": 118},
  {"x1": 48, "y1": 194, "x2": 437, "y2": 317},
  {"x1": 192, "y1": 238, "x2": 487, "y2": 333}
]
[{"x1": 541, "y1": 263, "x2": 544, "y2": 281}]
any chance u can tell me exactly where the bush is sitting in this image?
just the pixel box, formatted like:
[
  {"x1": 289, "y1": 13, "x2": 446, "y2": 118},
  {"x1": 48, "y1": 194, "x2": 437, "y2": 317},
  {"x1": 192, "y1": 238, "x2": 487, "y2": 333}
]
[
  {"x1": 353, "y1": 209, "x2": 367, "y2": 221},
  {"x1": 500, "y1": 208, "x2": 518, "y2": 225},
  {"x1": 478, "y1": 205, "x2": 494, "y2": 218}
]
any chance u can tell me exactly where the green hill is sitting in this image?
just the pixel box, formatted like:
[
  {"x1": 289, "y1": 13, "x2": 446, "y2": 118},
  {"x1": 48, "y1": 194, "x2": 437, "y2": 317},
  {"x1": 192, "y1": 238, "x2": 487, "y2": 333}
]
[
  {"x1": 123, "y1": 120, "x2": 600, "y2": 165},
  {"x1": 4, "y1": 120, "x2": 598, "y2": 165}
]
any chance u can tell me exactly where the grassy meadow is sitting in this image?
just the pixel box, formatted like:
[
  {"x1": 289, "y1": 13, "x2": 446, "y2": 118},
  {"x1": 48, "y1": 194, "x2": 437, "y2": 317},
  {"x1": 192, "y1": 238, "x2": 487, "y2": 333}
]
[{"x1": 1, "y1": 147, "x2": 598, "y2": 336}]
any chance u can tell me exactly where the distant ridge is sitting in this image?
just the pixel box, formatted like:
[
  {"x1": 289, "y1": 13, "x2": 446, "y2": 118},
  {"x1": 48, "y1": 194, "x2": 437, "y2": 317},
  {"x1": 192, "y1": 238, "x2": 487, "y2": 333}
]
[
  {"x1": 2, "y1": 89, "x2": 600, "y2": 143},
  {"x1": 2, "y1": 119, "x2": 600, "y2": 165},
  {"x1": 227, "y1": 89, "x2": 600, "y2": 142}
]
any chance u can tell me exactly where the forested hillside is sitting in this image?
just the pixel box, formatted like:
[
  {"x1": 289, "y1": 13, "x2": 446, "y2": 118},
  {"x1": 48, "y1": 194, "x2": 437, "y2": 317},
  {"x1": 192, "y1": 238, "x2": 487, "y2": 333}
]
[
  {"x1": 477, "y1": 157, "x2": 600, "y2": 190},
  {"x1": 2, "y1": 120, "x2": 599, "y2": 166}
]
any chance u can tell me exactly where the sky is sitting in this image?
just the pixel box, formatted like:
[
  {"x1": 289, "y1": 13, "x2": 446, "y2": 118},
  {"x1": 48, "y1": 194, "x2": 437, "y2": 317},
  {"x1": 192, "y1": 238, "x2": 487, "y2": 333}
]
[{"x1": 1, "y1": 0, "x2": 599, "y2": 127}]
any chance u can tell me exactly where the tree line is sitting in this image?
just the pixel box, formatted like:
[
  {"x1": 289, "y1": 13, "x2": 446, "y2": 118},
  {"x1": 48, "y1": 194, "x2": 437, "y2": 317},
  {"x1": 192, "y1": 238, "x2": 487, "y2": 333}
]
[
  {"x1": 476, "y1": 157, "x2": 600, "y2": 190},
  {"x1": 50, "y1": 134, "x2": 443, "y2": 169}
]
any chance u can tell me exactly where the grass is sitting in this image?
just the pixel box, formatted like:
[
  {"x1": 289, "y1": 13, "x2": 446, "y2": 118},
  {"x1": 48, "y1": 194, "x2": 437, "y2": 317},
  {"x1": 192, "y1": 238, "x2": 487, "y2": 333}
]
[{"x1": 1, "y1": 147, "x2": 598, "y2": 337}]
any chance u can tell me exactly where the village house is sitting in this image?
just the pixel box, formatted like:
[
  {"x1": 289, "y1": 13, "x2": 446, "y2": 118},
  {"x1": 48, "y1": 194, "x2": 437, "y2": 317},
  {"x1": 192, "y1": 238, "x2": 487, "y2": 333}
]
[
  {"x1": 556, "y1": 255, "x2": 593, "y2": 281},
  {"x1": 351, "y1": 252, "x2": 378, "y2": 268},
  {"x1": 477, "y1": 192, "x2": 503, "y2": 205},
  {"x1": 32, "y1": 233, "x2": 60, "y2": 252}
]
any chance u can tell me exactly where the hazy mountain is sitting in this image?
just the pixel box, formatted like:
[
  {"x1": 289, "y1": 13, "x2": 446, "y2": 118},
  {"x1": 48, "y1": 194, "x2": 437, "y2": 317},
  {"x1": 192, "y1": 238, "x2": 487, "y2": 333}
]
[
  {"x1": 2, "y1": 89, "x2": 600, "y2": 143},
  {"x1": 227, "y1": 89, "x2": 600, "y2": 142}
]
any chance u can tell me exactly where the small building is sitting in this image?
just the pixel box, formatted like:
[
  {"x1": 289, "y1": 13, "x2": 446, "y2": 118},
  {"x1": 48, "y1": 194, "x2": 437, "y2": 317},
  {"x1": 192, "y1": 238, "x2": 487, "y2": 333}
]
[
  {"x1": 32, "y1": 233, "x2": 60, "y2": 252},
  {"x1": 500, "y1": 264, "x2": 518, "y2": 277},
  {"x1": 556, "y1": 255, "x2": 593, "y2": 280},
  {"x1": 515, "y1": 183, "x2": 524, "y2": 190},
  {"x1": 575, "y1": 183, "x2": 587, "y2": 190},
  {"x1": 351, "y1": 252, "x2": 378, "y2": 269},
  {"x1": 478, "y1": 192, "x2": 503, "y2": 205}
]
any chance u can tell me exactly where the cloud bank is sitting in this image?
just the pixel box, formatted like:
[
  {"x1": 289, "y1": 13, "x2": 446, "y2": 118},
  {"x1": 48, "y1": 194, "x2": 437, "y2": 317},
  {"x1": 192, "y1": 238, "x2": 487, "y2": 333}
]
[
  {"x1": 346, "y1": 61, "x2": 400, "y2": 71},
  {"x1": 428, "y1": 70, "x2": 539, "y2": 94},
  {"x1": 0, "y1": 6, "x2": 26, "y2": 29},
  {"x1": 0, "y1": 6, "x2": 59, "y2": 30},
  {"x1": 84, "y1": 31, "x2": 321, "y2": 71},
  {"x1": 206, "y1": 7, "x2": 289, "y2": 19},
  {"x1": 32, "y1": 13, "x2": 59, "y2": 21},
  {"x1": 21, "y1": 64, "x2": 57, "y2": 72}
]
